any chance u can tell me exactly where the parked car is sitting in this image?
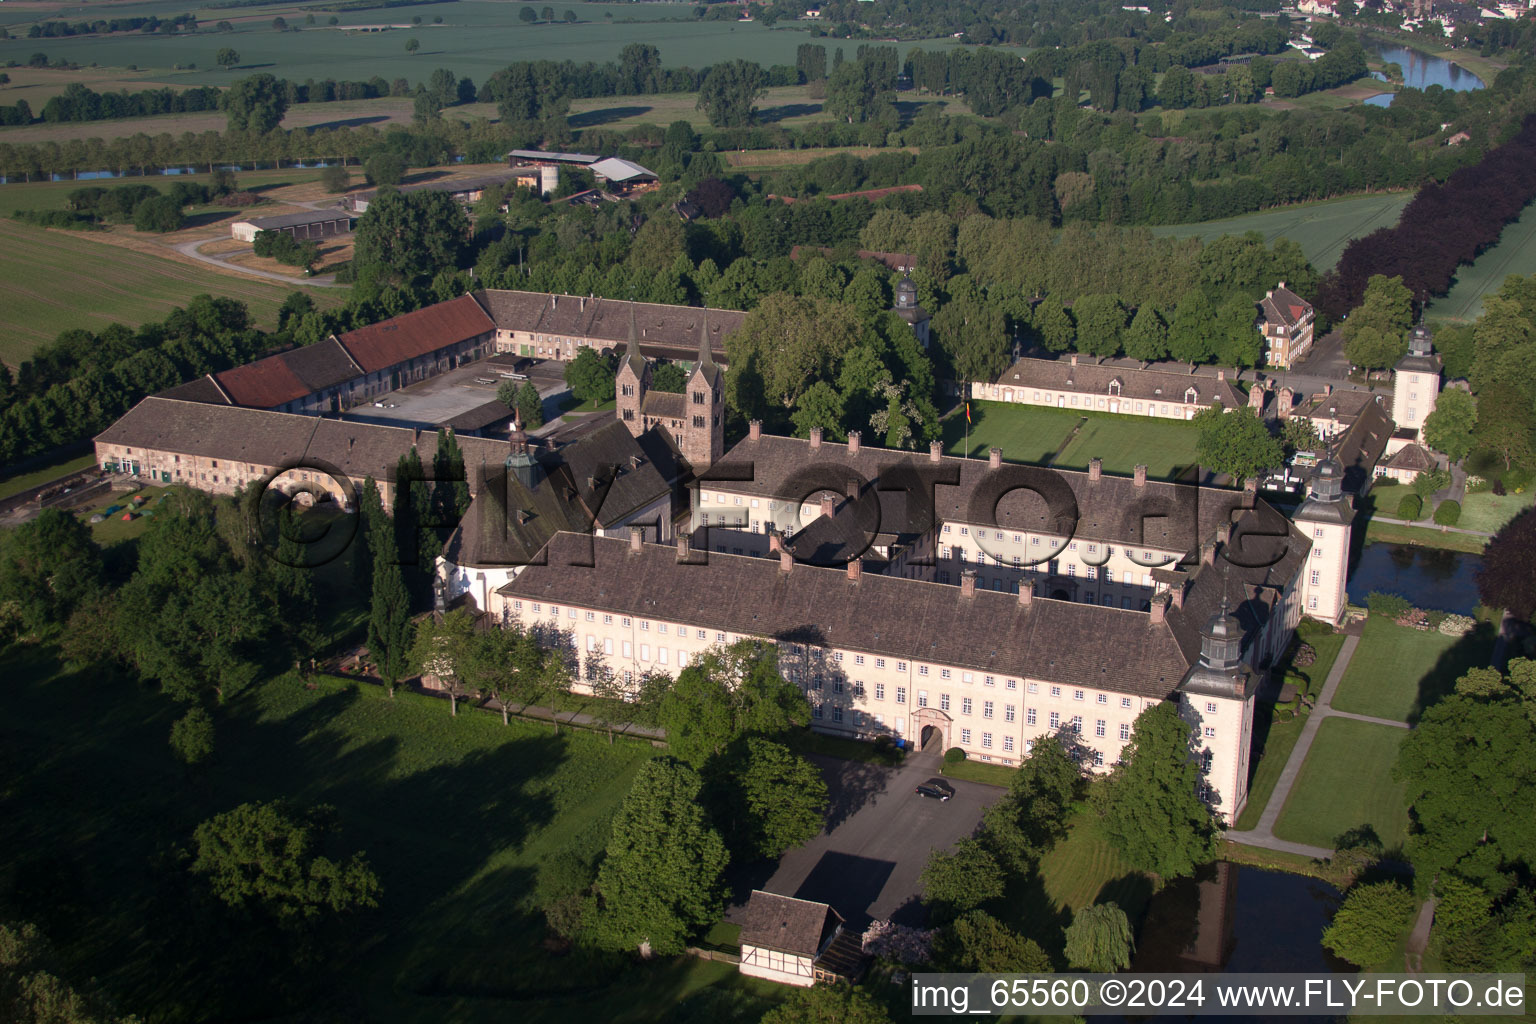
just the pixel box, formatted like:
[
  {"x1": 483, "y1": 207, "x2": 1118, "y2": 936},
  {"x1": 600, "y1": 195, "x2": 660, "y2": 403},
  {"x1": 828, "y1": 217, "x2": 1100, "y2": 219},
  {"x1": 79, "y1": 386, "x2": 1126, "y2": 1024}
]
[{"x1": 915, "y1": 778, "x2": 955, "y2": 801}]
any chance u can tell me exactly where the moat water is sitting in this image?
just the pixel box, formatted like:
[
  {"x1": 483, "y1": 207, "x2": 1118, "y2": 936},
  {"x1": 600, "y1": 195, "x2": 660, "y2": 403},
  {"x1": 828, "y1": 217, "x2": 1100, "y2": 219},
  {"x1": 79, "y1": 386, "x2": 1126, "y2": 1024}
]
[{"x1": 1346, "y1": 541, "x2": 1483, "y2": 615}]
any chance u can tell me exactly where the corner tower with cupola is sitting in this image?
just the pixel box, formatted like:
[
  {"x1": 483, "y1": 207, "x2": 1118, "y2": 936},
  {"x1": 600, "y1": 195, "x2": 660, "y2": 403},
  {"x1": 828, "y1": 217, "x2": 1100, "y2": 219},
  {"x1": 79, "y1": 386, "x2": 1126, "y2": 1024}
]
[
  {"x1": 1292, "y1": 454, "x2": 1354, "y2": 625},
  {"x1": 1393, "y1": 325, "x2": 1441, "y2": 442},
  {"x1": 1178, "y1": 593, "x2": 1260, "y2": 824}
]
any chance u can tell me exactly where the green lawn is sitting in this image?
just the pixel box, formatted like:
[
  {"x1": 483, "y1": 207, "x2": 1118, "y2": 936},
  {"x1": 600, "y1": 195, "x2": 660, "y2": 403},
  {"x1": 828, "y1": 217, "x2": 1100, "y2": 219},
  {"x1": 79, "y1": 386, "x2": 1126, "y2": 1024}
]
[
  {"x1": 1037, "y1": 810, "x2": 1151, "y2": 919},
  {"x1": 944, "y1": 401, "x2": 1080, "y2": 464},
  {"x1": 941, "y1": 757, "x2": 1015, "y2": 787},
  {"x1": 1332, "y1": 615, "x2": 1493, "y2": 723},
  {"x1": 1054, "y1": 412, "x2": 1200, "y2": 479},
  {"x1": 1149, "y1": 192, "x2": 1413, "y2": 272},
  {"x1": 1272, "y1": 717, "x2": 1410, "y2": 851},
  {"x1": 1362, "y1": 517, "x2": 1487, "y2": 554},
  {"x1": 0, "y1": 641, "x2": 804, "y2": 1023},
  {"x1": 1457, "y1": 488, "x2": 1535, "y2": 534},
  {"x1": 0, "y1": 451, "x2": 96, "y2": 501},
  {"x1": 1428, "y1": 197, "x2": 1536, "y2": 323},
  {"x1": 0, "y1": 218, "x2": 339, "y2": 366},
  {"x1": 945, "y1": 402, "x2": 1199, "y2": 479}
]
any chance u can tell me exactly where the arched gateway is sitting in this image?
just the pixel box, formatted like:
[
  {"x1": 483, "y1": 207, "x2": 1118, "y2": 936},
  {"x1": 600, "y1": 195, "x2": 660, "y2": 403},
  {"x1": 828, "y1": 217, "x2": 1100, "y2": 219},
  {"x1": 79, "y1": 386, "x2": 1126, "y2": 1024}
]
[{"x1": 910, "y1": 707, "x2": 953, "y2": 752}]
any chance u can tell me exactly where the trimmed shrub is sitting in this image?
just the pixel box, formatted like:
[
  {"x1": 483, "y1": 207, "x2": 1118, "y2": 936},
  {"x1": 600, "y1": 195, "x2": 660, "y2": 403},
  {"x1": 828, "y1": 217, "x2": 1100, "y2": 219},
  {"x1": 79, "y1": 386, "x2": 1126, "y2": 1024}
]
[
  {"x1": 1433, "y1": 499, "x2": 1462, "y2": 526},
  {"x1": 1493, "y1": 478, "x2": 1507, "y2": 496},
  {"x1": 1438, "y1": 614, "x2": 1475, "y2": 636},
  {"x1": 944, "y1": 746, "x2": 967, "y2": 764},
  {"x1": 1367, "y1": 591, "x2": 1411, "y2": 618},
  {"x1": 1396, "y1": 493, "x2": 1423, "y2": 520}
]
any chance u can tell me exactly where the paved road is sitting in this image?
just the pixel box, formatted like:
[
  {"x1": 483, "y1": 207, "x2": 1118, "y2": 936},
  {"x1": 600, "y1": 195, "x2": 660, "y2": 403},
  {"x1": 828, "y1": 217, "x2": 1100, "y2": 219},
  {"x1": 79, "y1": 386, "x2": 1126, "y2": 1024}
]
[
  {"x1": 735, "y1": 748, "x2": 1000, "y2": 928},
  {"x1": 1225, "y1": 633, "x2": 1363, "y2": 861},
  {"x1": 172, "y1": 237, "x2": 344, "y2": 288}
]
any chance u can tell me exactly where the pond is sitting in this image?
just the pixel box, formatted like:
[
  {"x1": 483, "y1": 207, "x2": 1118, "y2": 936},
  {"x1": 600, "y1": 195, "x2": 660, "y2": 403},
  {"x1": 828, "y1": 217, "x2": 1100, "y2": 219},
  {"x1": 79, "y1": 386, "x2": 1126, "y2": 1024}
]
[
  {"x1": 1347, "y1": 542, "x2": 1483, "y2": 614},
  {"x1": 1365, "y1": 43, "x2": 1485, "y2": 107}
]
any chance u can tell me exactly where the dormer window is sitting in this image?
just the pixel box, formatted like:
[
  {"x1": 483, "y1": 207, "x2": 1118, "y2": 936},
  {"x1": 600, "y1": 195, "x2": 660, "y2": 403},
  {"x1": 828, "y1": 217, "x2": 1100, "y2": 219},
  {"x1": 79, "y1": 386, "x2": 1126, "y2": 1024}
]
[
  {"x1": 1185, "y1": 387, "x2": 1198, "y2": 404},
  {"x1": 1108, "y1": 379, "x2": 1122, "y2": 397}
]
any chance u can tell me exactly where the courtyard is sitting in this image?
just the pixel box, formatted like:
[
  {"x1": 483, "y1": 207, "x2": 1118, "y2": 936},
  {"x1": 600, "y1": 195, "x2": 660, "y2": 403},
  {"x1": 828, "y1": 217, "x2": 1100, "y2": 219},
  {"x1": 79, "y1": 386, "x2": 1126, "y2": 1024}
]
[{"x1": 944, "y1": 401, "x2": 1200, "y2": 480}]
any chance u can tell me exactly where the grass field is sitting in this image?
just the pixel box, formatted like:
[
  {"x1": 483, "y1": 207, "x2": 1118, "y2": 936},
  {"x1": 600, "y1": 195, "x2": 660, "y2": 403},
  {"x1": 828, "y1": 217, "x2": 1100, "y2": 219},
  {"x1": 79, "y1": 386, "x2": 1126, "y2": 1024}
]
[
  {"x1": 944, "y1": 401, "x2": 1200, "y2": 480},
  {"x1": 0, "y1": 646, "x2": 794, "y2": 1022},
  {"x1": 0, "y1": 2, "x2": 977, "y2": 88},
  {"x1": 1149, "y1": 192, "x2": 1413, "y2": 272},
  {"x1": 0, "y1": 217, "x2": 339, "y2": 366},
  {"x1": 0, "y1": 451, "x2": 96, "y2": 501},
  {"x1": 1428, "y1": 198, "x2": 1536, "y2": 324},
  {"x1": 1457, "y1": 488, "x2": 1535, "y2": 534},
  {"x1": 1331, "y1": 616, "x2": 1492, "y2": 724},
  {"x1": 1272, "y1": 717, "x2": 1410, "y2": 851},
  {"x1": 1037, "y1": 810, "x2": 1151, "y2": 921},
  {"x1": 1361, "y1": 517, "x2": 1487, "y2": 553}
]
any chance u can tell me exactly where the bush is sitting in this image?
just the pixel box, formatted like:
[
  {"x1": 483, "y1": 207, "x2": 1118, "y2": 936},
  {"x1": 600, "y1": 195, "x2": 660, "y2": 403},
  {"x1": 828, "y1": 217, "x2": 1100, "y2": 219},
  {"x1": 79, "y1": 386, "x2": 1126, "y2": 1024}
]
[
  {"x1": 944, "y1": 746, "x2": 967, "y2": 764},
  {"x1": 1433, "y1": 499, "x2": 1461, "y2": 526},
  {"x1": 1493, "y1": 478, "x2": 1507, "y2": 496},
  {"x1": 132, "y1": 194, "x2": 185, "y2": 232},
  {"x1": 1366, "y1": 591, "x2": 1411, "y2": 618},
  {"x1": 1395, "y1": 493, "x2": 1423, "y2": 520},
  {"x1": 320, "y1": 163, "x2": 350, "y2": 194},
  {"x1": 1437, "y1": 613, "x2": 1474, "y2": 636},
  {"x1": 363, "y1": 151, "x2": 406, "y2": 186}
]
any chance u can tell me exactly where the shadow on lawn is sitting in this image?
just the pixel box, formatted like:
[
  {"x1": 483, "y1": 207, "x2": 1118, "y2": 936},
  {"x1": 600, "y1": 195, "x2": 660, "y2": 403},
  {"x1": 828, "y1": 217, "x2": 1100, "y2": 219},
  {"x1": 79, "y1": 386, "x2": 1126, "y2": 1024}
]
[{"x1": 1408, "y1": 619, "x2": 1497, "y2": 724}]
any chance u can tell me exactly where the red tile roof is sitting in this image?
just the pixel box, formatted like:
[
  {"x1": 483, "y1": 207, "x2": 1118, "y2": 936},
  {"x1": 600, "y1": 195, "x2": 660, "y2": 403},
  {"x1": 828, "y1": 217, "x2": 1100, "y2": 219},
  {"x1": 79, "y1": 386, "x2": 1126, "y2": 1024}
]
[
  {"x1": 337, "y1": 294, "x2": 494, "y2": 374},
  {"x1": 214, "y1": 355, "x2": 311, "y2": 409}
]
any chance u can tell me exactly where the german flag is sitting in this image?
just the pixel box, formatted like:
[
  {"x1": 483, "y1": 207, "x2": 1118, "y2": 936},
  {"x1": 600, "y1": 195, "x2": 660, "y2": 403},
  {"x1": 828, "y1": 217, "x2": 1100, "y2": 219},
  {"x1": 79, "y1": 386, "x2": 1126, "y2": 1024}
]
[{"x1": 965, "y1": 402, "x2": 971, "y2": 424}]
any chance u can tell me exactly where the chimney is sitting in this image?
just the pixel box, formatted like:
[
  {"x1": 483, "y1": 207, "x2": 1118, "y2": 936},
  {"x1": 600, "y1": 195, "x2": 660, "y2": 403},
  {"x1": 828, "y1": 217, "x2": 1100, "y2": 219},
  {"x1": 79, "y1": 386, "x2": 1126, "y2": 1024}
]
[
  {"x1": 629, "y1": 525, "x2": 644, "y2": 553},
  {"x1": 1150, "y1": 594, "x2": 1168, "y2": 625},
  {"x1": 1244, "y1": 477, "x2": 1258, "y2": 494},
  {"x1": 1089, "y1": 457, "x2": 1102, "y2": 482},
  {"x1": 1201, "y1": 540, "x2": 1216, "y2": 566},
  {"x1": 847, "y1": 558, "x2": 862, "y2": 583},
  {"x1": 1323, "y1": 383, "x2": 1332, "y2": 397},
  {"x1": 779, "y1": 547, "x2": 793, "y2": 573},
  {"x1": 1171, "y1": 578, "x2": 1187, "y2": 609},
  {"x1": 929, "y1": 440, "x2": 943, "y2": 463},
  {"x1": 989, "y1": 447, "x2": 1002, "y2": 470},
  {"x1": 846, "y1": 478, "x2": 859, "y2": 500},
  {"x1": 1217, "y1": 369, "x2": 1226, "y2": 381},
  {"x1": 1278, "y1": 280, "x2": 1287, "y2": 291},
  {"x1": 960, "y1": 568, "x2": 977, "y2": 599},
  {"x1": 809, "y1": 427, "x2": 823, "y2": 452},
  {"x1": 1217, "y1": 522, "x2": 1232, "y2": 546},
  {"x1": 1134, "y1": 464, "x2": 1147, "y2": 487},
  {"x1": 1070, "y1": 353, "x2": 1078, "y2": 367},
  {"x1": 848, "y1": 431, "x2": 861, "y2": 456},
  {"x1": 820, "y1": 493, "x2": 836, "y2": 517},
  {"x1": 676, "y1": 531, "x2": 691, "y2": 561},
  {"x1": 749, "y1": 419, "x2": 762, "y2": 441},
  {"x1": 768, "y1": 529, "x2": 783, "y2": 553},
  {"x1": 1018, "y1": 583, "x2": 1033, "y2": 606}
]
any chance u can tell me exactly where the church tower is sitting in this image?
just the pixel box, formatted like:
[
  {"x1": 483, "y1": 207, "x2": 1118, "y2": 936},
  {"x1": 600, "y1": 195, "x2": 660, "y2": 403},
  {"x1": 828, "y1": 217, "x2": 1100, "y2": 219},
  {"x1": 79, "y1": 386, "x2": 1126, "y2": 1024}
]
[
  {"x1": 1177, "y1": 592, "x2": 1259, "y2": 825},
  {"x1": 892, "y1": 270, "x2": 931, "y2": 350},
  {"x1": 614, "y1": 303, "x2": 649, "y2": 439},
  {"x1": 682, "y1": 310, "x2": 725, "y2": 470},
  {"x1": 1292, "y1": 454, "x2": 1354, "y2": 625},
  {"x1": 1393, "y1": 325, "x2": 1441, "y2": 442}
]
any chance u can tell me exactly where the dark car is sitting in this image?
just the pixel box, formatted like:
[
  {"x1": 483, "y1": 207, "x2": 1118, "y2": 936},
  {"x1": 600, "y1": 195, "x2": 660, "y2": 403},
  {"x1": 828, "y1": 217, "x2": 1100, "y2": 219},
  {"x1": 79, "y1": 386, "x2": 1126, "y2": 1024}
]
[{"x1": 915, "y1": 778, "x2": 955, "y2": 801}]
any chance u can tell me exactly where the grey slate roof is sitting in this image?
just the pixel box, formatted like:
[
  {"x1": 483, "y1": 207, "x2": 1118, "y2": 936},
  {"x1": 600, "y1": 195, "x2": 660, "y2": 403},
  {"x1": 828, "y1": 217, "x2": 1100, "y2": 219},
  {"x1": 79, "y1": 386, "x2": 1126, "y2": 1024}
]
[
  {"x1": 1291, "y1": 388, "x2": 1380, "y2": 426},
  {"x1": 713, "y1": 434, "x2": 1249, "y2": 554},
  {"x1": 641, "y1": 390, "x2": 686, "y2": 420},
  {"x1": 1383, "y1": 443, "x2": 1436, "y2": 472},
  {"x1": 993, "y1": 356, "x2": 1245, "y2": 409},
  {"x1": 235, "y1": 209, "x2": 353, "y2": 231},
  {"x1": 1332, "y1": 398, "x2": 1394, "y2": 494},
  {"x1": 557, "y1": 419, "x2": 671, "y2": 526},
  {"x1": 740, "y1": 892, "x2": 840, "y2": 957},
  {"x1": 472, "y1": 290, "x2": 742, "y2": 358},
  {"x1": 1259, "y1": 285, "x2": 1312, "y2": 328},
  {"x1": 281, "y1": 338, "x2": 365, "y2": 393}
]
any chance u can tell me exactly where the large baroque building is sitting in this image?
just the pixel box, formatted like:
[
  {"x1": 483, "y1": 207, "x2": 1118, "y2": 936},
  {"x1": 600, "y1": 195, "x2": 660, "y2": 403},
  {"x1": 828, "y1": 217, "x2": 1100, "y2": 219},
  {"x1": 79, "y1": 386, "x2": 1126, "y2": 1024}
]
[{"x1": 975, "y1": 355, "x2": 1246, "y2": 420}]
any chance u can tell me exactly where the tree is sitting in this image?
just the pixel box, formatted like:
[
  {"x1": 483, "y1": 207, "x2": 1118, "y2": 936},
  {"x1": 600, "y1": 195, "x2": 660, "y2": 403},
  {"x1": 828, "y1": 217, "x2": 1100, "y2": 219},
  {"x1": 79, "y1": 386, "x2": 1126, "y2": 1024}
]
[
  {"x1": 649, "y1": 362, "x2": 688, "y2": 394},
  {"x1": 716, "y1": 738, "x2": 828, "y2": 859},
  {"x1": 1124, "y1": 304, "x2": 1169, "y2": 362},
  {"x1": 760, "y1": 983, "x2": 895, "y2": 1024},
  {"x1": 0, "y1": 507, "x2": 102, "y2": 634},
  {"x1": 594, "y1": 759, "x2": 728, "y2": 955},
  {"x1": 1065, "y1": 294, "x2": 1126, "y2": 362},
  {"x1": 1064, "y1": 902, "x2": 1135, "y2": 972},
  {"x1": 271, "y1": 16, "x2": 287, "y2": 30},
  {"x1": 920, "y1": 837, "x2": 1005, "y2": 923},
  {"x1": 933, "y1": 293, "x2": 1008, "y2": 383},
  {"x1": 191, "y1": 801, "x2": 381, "y2": 926},
  {"x1": 563, "y1": 347, "x2": 615, "y2": 405},
  {"x1": 1281, "y1": 415, "x2": 1321, "y2": 456},
  {"x1": 319, "y1": 163, "x2": 350, "y2": 194},
  {"x1": 216, "y1": 47, "x2": 240, "y2": 69},
  {"x1": 1477, "y1": 508, "x2": 1536, "y2": 620},
  {"x1": 660, "y1": 668, "x2": 736, "y2": 767},
  {"x1": 936, "y1": 910, "x2": 1053, "y2": 973},
  {"x1": 362, "y1": 151, "x2": 405, "y2": 185},
  {"x1": 0, "y1": 921, "x2": 138, "y2": 1024},
  {"x1": 1321, "y1": 882, "x2": 1415, "y2": 967},
  {"x1": 725, "y1": 293, "x2": 861, "y2": 417},
  {"x1": 1472, "y1": 385, "x2": 1535, "y2": 471},
  {"x1": 1168, "y1": 290, "x2": 1217, "y2": 364},
  {"x1": 1422, "y1": 388, "x2": 1476, "y2": 462},
  {"x1": 1213, "y1": 294, "x2": 1263, "y2": 368},
  {"x1": 1411, "y1": 467, "x2": 1450, "y2": 501},
  {"x1": 981, "y1": 734, "x2": 1081, "y2": 869},
  {"x1": 133, "y1": 194, "x2": 184, "y2": 232},
  {"x1": 404, "y1": 37, "x2": 419, "y2": 54},
  {"x1": 221, "y1": 73, "x2": 288, "y2": 133},
  {"x1": 1033, "y1": 294, "x2": 1076, "y2": 353},
  {"x1": 519, "y1": 6, "x2": 538, "y2": 23},
  {"x1": 660, "y1": 640, "x2": 809, "y2": 766},
  {"x1": 1193, "y1": 405, "x2": 1282, "y2": 483},
  {"x1": 409, "y1": 607, "x2": 477, "y2": 714},
  {"x1": 1102, "y1": 701, "x2": 1220, "y2": 879},
  {"x1": 514, "y1": 380, "x2": 543, "y2": 428},
  {"x1": 352, "y1": 188, "x2": 465, "y2": 287},
  {"x1": 696, "y1": 59, "x2": 767, "y2": 128},
  {"x1": 367, "y1": 519, "x2": 413, "y2": 696},
  {"x1": 170, "y1": 707, "x2": 215, "y2": 768},
  {"x1": 1342, "y1": 274, "x2": 1413, "y2": 370}
]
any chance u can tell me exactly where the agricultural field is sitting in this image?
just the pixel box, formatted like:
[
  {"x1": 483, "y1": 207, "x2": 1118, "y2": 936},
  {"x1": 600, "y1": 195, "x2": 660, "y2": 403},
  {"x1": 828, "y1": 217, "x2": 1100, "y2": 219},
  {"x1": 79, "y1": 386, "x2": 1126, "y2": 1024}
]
[
  {"x1": 0, "y1": 216, "x2": 341, "y2": 366},
  {"x1": 0, "y1": 1, "x2": 974, "y2": 87},
  {"x1": 1427, "y1": 197, "x2": 1536, "y2": 323},
  {"x1": 1272, "y1": 717, "x2": 1411, "y2": 851},
  {"x1": 1149, "y1": 191, "x2": 1413, "y2": 271},
  {"x1": 570, "y1": 87, "x2": 970, "y2": 132}
]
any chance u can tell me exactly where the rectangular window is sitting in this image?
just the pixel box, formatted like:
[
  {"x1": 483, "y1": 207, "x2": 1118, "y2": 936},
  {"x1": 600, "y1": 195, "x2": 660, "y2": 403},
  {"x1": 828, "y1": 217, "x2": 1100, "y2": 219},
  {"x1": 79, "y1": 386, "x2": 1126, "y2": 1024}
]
[
  {"x1": 1073, "y1": 689, "x2": 1084, "y2": 701},
  {"x1": 919, "y1": 665, "x2": 929, "y2": 676},
  {"x1": 603, "y1": 614, "x2": 612, "y2": 624},
  {"x1": 1310, "y1": 570, "x2": 1321, "y2": 585},
  {"x1": 639, "y1": 620, "x2": 649, "y2": 631},
  {"x1": 833, "y1": 680, "x2": 844, "y2": 694},
  {"x1": 876, "y1": 658, "x2": 886, "y2": 669},
  {"x1": 622, "y1": 640, "x2": 633, "y2": 658},
  {"x1": 584, "y1": 611, "x2": 594, "y2": 621},
  {"x1": 983, "y1": 701, "x2": 994, "y2": 719},
  {"x1": 1003, "y1": 736, "x2": 1015, "y2": 752},
  {"x1": 917, "y1": 690, "x2": 928, "y2": 708},
  {"x1": 875, "y1": 683, "x2": 886, "y2": 701},
  {"x1": 1094, "y1": 750, "x2": 1105, "y2": 767},
  {"x1": 1121, "y1": 697, "x2": 1132, "y2": 708},
  {"x1": 832, "y1": 706, "x2": 843, "y2": 723},
  {"x1": 1050, "y1": 686, "x2": 1061, "y2": 698},
  {"x1": 1027, "y1": 682, "x2": 1039, "y2": 694},
  {"x1": 896, "y1": 687, "x2": 907, "y2": 704},
  {"x1": 940, "y1": 692, "x2": 949, "y2": 711},
  {"x1": 1096, "y1": 693, "x2": 1108, "y2": 705},
  {"x1": 854, "y1": 655, "x2": 865, "y2": 666},
  {"x1": 1049, "y1": 711, "x2": 1061, "y2": 729},
  {"x1": 658, "y1": 624, "x2": 668, "y2": 634},
  {"x1": 982, "y1": 733, "x2": 993, "y2": 749},
  {"x1": 1206, "y1": 702, "x2": 1218, "y2": 714},
  {"x1": 961, "y1": 728, "x2": 972, "y2": 744},
  {"x1": 1120, "y1": 722, "x2": 1131, "y2": 741},
  {"x1": 940, "y1": 668, "x2": 952, "y2": 679},
  {"x1": 961, "y1": 698, "x2": 972, "y2": 715},
  {"x1": 897, "y1": 662, "x2": 907, "y2": 672},
  {"x1": 639, "y1": 644, "x2": 650, "y2": 661},
  {"x1": 1095, "y1": 719, "x2": 1106, "y2": 737},
  {"x1": 1005, "y1": 705, "x2": 1016, "y2": 723},
  {"x1": 1203, "y1": 726, "x2": 1216, "y2": 738},
  {"x1": 1027, "y1": 708, "x2": 1037, "y2": 726},
  {"x1": 658, "y1": 648, "x2": 668, "y2": 665},
  {"x1": 604, "y1": 637, "x2": 613, "y2": 655},
  {"x1": 1070, "y1": 715, "x2": 1082, "y2": 731},
  {"x1": 813, "y1": 705, "x2": 824, "y2": 719},
  {"x1": 1006, "y1": 679, "x2": 1018, "y2": 690}
]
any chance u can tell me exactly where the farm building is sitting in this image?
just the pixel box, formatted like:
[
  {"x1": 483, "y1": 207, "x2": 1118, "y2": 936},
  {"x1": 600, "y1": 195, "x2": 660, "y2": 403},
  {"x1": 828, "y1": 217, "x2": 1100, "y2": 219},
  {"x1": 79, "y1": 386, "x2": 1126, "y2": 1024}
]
[
  {"x1": 230, "y1": 209, "x2": 353, "y2": 243},
  {"x1": 348, "y1": 171, "x2": 523, "y2": 213},
  {"x1": 738, "y1": 893, "x2": 860, "y2": 987}
]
